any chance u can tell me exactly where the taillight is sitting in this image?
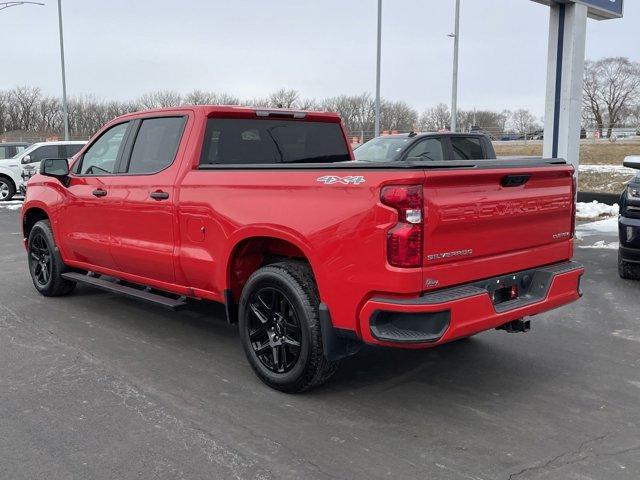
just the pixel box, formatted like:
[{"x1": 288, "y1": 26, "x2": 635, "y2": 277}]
[
  {"x1": 381, "y1": 185, "x2": 423, "y2": 267},
  {"x1": 570, "y1": 176, "x2": 577, "y2": 238}
]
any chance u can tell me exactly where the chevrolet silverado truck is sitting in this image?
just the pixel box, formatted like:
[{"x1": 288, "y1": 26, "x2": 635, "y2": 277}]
[{"x1": 22, "y1": 106, "x2": 584, "y2": 392}]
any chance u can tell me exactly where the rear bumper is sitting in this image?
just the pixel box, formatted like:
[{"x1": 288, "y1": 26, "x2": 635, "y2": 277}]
[{"x1": 358, "y1": 261, "x2": 584, "y2": 347}]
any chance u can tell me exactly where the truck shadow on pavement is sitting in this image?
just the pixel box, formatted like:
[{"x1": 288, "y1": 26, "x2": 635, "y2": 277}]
[{"x1": 69, "y1": 284, "x2": 560, "y2": 401}]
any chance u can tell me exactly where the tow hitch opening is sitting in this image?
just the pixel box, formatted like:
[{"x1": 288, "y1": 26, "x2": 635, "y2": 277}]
[{"x1": 497, "y1": 319, "x2": 531, "y2": 333}]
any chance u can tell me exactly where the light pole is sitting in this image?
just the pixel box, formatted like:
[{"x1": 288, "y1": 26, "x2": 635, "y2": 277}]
[
  {"x1": 448, "y1": 0, "x2": 461, "y2": 133},
  {"x1": 0, "y1": 1, "x2": 43, "y2": 11},
  {"x1": 2, "y1": 1, "x2": 68, "y2": 140},
  {"x1": 374, "y1": 0, "x2": 382, "y2": 138},
  {"x1": 57, "y1": 0, "x2": 69, "y2": 140}
]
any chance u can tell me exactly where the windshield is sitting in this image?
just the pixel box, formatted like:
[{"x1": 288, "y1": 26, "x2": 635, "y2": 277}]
[{"x1": 354, "y1": 137, "x2": 413, "y2": 162}]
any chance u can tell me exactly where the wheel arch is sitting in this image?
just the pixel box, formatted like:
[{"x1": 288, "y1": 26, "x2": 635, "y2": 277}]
[
  {"x1": 225, "y1": 232, "x2": 317, "y2": 303},
  {"x1": 0, "y1": 172, "x2": 17, "y2": 192},
  {"x1": 22, "y1": 206, "x2": 50, "y2": 240}
]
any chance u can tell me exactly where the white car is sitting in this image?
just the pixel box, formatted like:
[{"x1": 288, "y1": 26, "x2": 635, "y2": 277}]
[
  {"x1": 0, "y1": 141, "x2": 85, "y2": 201},
  {"x1": 0, "y1": 155, "x2": 26, "y2": 202}
]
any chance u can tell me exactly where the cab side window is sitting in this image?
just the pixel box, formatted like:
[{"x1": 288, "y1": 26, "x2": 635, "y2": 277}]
[
  {"x1": 28, "y1": 145, "x2": 60, "y2": 163},
  {"x1": 78, "y1": 122, "x2": 129, "y2": 175},
  {"x1": 125, "y1": 117, "x2": 185, "y2": 174},
  {"x1": 405, "y1": 138, "x2": 444, "y2": 161},
  {"x1": 451, "y1": 137, "x2": 484, "y2": 160}
]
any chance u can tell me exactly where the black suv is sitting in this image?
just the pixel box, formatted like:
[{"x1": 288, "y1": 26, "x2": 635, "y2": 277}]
[
  {"x1": 618, "y1": 155, "x2": 640, "y2": 279},
  {"x1": 354, "y1": 132, "x2": 496, "y2": 162}
]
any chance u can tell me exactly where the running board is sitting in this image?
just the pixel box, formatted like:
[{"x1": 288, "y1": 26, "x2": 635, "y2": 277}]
[{"x1": 61, "y1": 272, "x2": 188, "y2": 310}]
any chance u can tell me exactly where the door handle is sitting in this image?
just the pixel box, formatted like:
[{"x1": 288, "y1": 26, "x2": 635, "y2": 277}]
[
  {"x1": 150, "y1": 190, "x2": 170, "y2": 200},
  {"x1": 92, "y1": 188, "x2": 107, "y2": 197}
]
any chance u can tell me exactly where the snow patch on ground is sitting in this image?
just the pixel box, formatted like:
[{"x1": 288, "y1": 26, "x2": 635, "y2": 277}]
[
  {"x1": 579, "y1": 164, "x2": 635, "y2": 175},
  {"x1": 576, "y1": 201, "x2": 619, "y2": 221},
  {"x1": 576, "y1": 216, "x2": 619, "y2": 238},
  {"x1": 578, "y1": 240, "x2": 619, "y2": 250},
  {"x1": 0, "y1": 200, "x2": 22, "y2": 211}
]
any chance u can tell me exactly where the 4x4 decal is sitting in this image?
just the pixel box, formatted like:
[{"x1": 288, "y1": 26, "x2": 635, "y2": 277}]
[{"x1": 316, "y1": 175, "x2": 366, "y2": 185}]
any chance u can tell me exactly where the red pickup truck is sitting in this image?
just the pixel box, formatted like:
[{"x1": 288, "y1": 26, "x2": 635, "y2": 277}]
[{"x1": 22, "y1": 106, "x2": 584, "y2": 392}]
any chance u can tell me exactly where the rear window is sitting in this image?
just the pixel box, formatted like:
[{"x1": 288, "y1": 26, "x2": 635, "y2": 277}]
[
  {"x1": 451, "y1": 136, "x2": 484, "y2": 160},
  {"x1": 200, "y1": 118, "x2": 350, "y2": 165}
]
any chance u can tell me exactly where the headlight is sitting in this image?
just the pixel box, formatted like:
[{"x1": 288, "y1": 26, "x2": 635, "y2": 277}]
[
  {"x1": 21, "y1": 166, "x2": 37, "y2": 181},
  {"x1": 627, "y1": 185, "x2": 640, "y2": 201}
]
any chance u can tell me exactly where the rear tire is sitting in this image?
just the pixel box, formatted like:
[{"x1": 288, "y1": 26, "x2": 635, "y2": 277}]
[
  {"x1": 238, "y1": 261, "x2": 339, "y2": 392},
  {"x1": 0, "y1": 177, "x2": 15, "y2": 202},
  {"x1": 27, "y1": 220, "x2": 76, "y2": 296},
  {"x1": 618, "y1": 251, "x2": 640, "y2": 280}
]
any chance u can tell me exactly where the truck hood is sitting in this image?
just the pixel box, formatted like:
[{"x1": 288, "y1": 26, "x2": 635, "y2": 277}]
[{"x1": 0, "y1": 158, "x2": 21, "y2": 172}]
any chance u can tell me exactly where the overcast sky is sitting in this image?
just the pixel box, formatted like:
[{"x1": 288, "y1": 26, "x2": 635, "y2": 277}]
[{"x1": 2, "y1": 0, "x2": 638, "y2": 117}]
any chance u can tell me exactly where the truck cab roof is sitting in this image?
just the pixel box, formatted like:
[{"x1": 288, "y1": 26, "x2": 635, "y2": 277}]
[{"x1": 112, "y1": 105, "x2": 342, "y2": 124}]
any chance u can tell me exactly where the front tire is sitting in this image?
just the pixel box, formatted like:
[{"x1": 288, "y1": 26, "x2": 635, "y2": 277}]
[
  {"x1": 28, "y1": 220, "x2": 76, "y2": 296},
  {"x1": 0, "y1": 177, "x2": 15, "y2": 202},
  {"x1": 618, "y1": 251, "x2": 640, "y2": 280},
  {"x1": 238, "y1": 261, "x2": 339, "y2": 392}
]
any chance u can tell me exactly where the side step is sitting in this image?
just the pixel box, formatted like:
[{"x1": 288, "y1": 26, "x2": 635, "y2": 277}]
[{"x1": 62, "y1": 272, "x2": 188, "y2": 310}]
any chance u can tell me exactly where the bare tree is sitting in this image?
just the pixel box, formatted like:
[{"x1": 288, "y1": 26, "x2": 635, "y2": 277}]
[
  {"x1": 583, "y1": 60, "x2": 607, "y2": 135},
  {"x1": 296, "y1": 98, "x2": 320, "y2": 110},
  {"x1": 583, "y1": 57, "x2": 640, "y2": 137},
  {"x1": 621, "y1": 104, "x2": 640, "y2": 129},
  {"x1": 8, "y1": 86, "x2": 42, "y2": 131},
  {"x1": 137, "y1": 90, "x2": 182, "y2": 109},
  {"x1": 38, "y1": 96, "x2": 62, "y2": 132},
  {"x1": 380, "y1": 100, "x2": 418, "y2": 132},
  {"x1": 457, "y1": 109, "x2": 512, "y2": 136},
  {"x1": 510, "y1": 109, "x2": 538, "y2": 135},
  {"x1": 420, "y1": 103, "x2": 451, "y2": 131},
  {"x1": 268, "y1": 89, "x2": 299, "y2": 108},
  {"x1": 184, "y1": 90, "x2": 240, "y2": 105},
  {"x1": 242, "y1": 96, "x2": 271, "y2": 108},
  {"x1": 0, "y1": 90, "x2": 10, "y2": 133}
]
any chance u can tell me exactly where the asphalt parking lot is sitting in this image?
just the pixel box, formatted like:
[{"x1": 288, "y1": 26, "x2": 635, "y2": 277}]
[{"x1": 1, "y1": 206, "x2": 639, "y2": 480}]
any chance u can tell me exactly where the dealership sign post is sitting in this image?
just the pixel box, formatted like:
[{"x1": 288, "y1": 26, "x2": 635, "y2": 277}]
[{"x1": 531, "y1": 0, "x2": 623, "y2": 180}]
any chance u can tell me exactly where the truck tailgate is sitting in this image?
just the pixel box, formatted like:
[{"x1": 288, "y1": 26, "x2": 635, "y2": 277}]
[{"x1": 422, "y1": 165, "x2": 574, "y2": 285}]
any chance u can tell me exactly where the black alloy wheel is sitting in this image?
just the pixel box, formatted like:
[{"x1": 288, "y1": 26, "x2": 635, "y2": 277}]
[
  {"x1": 29, "y1": 232, "x2": 52, "y2": 287},
  {"x1": 27, "y1": 219, "x2": 76, "y2": 296},
  {"x1": 247, "y1": 286, "x2": 302, "y2": 374},
  {"x1": 238, "y1": 261, "x2": 339, "y2": 392}
]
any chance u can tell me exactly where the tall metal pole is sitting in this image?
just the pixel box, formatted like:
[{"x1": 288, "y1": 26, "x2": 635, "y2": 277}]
[
  {"x1": 57, "y1": 0, "x2": 69, "y2": 140},
  {"x1": 450, "y1": 0, "x2": 460, "y2": 133},
  {"x1": 374, "y1": 0, "x2": 382, "y2": 137}
]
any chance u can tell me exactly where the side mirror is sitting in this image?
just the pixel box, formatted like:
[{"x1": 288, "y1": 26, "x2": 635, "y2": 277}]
[
  {"x1": 623, "y1": 155, "x2": 640, "y2": 169},
  {"x1": 21, "y1": 154, "x2": 31, "y2": 165},
  {"x1": 40, "y1": 158, "x2": 69, "y2": 179}
]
